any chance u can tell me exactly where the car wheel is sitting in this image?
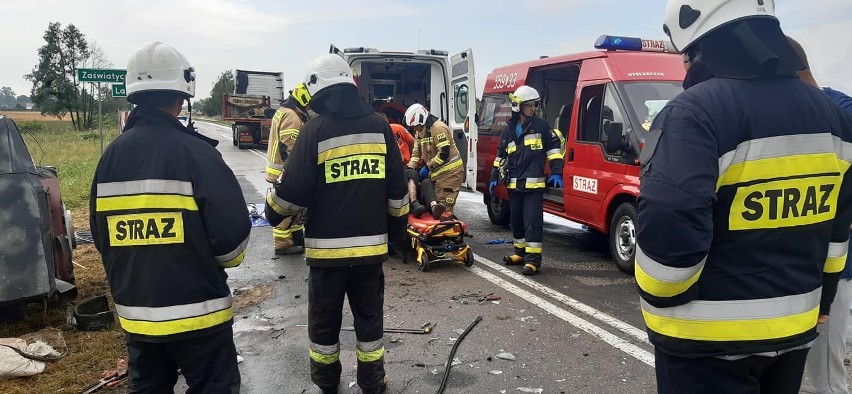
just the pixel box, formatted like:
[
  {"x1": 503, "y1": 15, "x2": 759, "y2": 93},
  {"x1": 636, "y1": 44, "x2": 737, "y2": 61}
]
[
  {"x1": 486, "y1": 194, "x2": 511, "y2": 226},
  {"x1": 609, "y1": 202, "x2": 637, "y2": 275}
]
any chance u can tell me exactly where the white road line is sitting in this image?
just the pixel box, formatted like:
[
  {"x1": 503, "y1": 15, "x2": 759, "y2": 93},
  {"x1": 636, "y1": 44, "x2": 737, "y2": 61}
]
[
  {"x1": 468, "y1": 266, "x2": 655, "y2": 367},
  {"x1": 198, "y1": 121, "x2": 267, "y2": 160},
  {"x1": 475, "y1": 254, "x2": 650, "y2": 344}
]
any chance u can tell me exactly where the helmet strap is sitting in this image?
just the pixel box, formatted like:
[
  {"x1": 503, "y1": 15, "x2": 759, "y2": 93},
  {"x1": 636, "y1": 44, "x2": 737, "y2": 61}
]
[{"x1": 186, "y1": 98, "x2": 195, "y2": 131}]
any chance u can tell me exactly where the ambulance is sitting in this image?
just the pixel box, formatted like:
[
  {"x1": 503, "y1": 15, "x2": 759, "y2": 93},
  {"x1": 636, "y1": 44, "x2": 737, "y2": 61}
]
[
  {"x1": 475, "y1": 36, "x2": 686, "y2": 274},
  {"x1": 329, "y1": 45, "x2": 478, "y2": 189}
]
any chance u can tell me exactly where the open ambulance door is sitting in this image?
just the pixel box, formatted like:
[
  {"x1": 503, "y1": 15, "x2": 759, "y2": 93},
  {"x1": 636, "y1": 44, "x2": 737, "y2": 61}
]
[{"x1": 449, "y1": 49, "x2": 477, "y2": 191}]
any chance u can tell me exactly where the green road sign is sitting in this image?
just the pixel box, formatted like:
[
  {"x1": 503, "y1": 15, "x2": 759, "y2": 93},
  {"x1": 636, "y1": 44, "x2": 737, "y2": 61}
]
[
  {"x1": 111, "y1": 85, "x2": 127, "y2": 98},
  {"x1": 78, "y1": 68, "x2": 126, "y2": 83}
]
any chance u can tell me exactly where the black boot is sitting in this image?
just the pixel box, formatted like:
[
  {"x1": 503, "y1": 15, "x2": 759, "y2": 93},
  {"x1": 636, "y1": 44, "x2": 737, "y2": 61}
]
[
  {"x1": 430, "y1": 202, "x2": 445, "y2": 220},
  {"x1": 410, "y1": 201, "x2": 427, "y2": 217}
]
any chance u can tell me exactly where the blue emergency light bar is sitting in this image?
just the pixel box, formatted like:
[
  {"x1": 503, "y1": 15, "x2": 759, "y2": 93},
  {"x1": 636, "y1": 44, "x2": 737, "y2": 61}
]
[{"x1": 595, "y1": 35, "x2": 674, "y2": 53}]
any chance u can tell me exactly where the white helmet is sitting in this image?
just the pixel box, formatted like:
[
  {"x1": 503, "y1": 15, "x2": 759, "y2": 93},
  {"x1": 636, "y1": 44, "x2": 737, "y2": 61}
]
[
  {"x1": 404, "y1": 103, "x2": 429, "y2": 127},
  {"x1": 303, "y1": 54, "x2": 355, "y2": 96},
  {"x1": 126, "y1": 41, "x2": 195, "y2": 104},
  {"x1": 509, "y1": 85, "x2": 540, "y2": 113},
  {"x1": 663, "y1": 0, "x2": 776, "y2": 52}
]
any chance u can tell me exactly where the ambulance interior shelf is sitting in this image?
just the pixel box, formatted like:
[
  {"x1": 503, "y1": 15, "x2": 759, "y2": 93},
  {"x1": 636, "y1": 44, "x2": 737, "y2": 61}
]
[{"x1": 358, "y1": 61, "x2": 430, "y2": 112}]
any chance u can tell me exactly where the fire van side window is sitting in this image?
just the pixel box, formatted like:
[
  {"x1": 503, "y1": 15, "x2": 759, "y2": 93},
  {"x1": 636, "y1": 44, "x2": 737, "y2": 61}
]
[
  {"x1": 478, "y1": 94, "x2": 512, "y2": 135},
  {"x1": 577, "y1": 85, "x2": 606, "y2": 143}
]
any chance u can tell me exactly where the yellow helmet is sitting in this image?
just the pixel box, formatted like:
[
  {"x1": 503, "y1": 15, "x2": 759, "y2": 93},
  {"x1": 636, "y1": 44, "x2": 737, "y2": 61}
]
[{"x1": 291, "y1": 83, "x2": 312, "y2": 108}]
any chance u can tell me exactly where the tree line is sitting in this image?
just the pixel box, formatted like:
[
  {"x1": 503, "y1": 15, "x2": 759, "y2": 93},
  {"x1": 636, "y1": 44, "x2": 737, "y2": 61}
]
[{"x1": 25, "y1": 22, "x2": 129, "y2": 130}]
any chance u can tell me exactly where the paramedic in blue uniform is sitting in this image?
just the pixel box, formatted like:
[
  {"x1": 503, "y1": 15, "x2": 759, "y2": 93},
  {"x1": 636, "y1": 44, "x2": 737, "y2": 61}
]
[
  {"x1": 637, "y1": 1, "x2": 852, "y2": 393},
  {"x1": 489, "y1": 85, "x2": 563, "y2": 275}
]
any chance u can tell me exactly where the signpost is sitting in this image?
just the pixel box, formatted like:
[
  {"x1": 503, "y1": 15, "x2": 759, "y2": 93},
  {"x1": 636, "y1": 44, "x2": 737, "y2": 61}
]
[
  {"x1": 77, "y1": 68, "x2": 126, "y2": 153},
  {"x1": 111, "y1": 85, "x2": 127, "y2": 98}
]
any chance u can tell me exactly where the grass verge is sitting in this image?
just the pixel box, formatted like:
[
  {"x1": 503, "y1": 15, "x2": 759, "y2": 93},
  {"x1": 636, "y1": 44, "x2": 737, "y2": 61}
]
[{"x1": 0, "y1": 120, "x2": 125, "y2": 393}]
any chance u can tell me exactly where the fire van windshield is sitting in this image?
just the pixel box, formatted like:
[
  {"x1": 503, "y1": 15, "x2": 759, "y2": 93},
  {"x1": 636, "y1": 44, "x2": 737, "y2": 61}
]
[{"x1": 618, "y1": 81, "x2": 683, "y2": 135}]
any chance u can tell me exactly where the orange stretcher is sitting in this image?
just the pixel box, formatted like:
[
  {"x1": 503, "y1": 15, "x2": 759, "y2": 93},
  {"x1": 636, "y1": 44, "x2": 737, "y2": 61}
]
[{"x1": 405, "y1": 214, "x2": 474, "y2": 271}]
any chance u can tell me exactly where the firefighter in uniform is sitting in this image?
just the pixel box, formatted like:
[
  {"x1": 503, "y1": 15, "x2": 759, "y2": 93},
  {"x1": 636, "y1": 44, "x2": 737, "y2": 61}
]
[
  {"x1": 637, "y1": 1, "x2": 852, "y2": 393},
  {"x1": 489, "y1": 86, "x2": 563, "y2": 275},
  {"x1": 90, "y1": 41, "x2": 250, "y2": 393},
  {"x1": 404, "y1": 103, "x2": 464, "y2": 220},
  {"x1": 265, "y1": 83, "x2": 311, "y2": 255},
  {"x1": 264, "y1": 54, "x2": 408, "y2": 394}
]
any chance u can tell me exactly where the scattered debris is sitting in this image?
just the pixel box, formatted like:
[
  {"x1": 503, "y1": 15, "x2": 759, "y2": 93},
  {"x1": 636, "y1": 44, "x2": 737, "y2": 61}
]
[
  {"x1": 453, "y1": 329, "x2": 466, "y2": 336},
  {"x1": 489, "y1": 370, "x2": 503, "y2": 375},
  {"x1": 428, "y1": 337, "x2": 440, "y2": 343},
  {"x1": 485, "y1": 239, "x2": 512, "y2": 245},
  {"x1": 277, "y1": 275, "x2": 286, "y2": 279},
  {"x1": 437, "y1": 316, "x2": 482, "y2": 394},
  {"x1": 349, "y1": 382, "x2": 357, "y2": 388},
  {"x1": 583, "y1": 353, "x2": 589, "y2": 357},
  {"x1": 496, "y1": 352, "x2": 516, "y2": 361},
  {"x1": 295, "y1": 295, "x2": 301, "y2": 299},
  {"x1": 232, "y1": 285, "x2": 273, "y2": 312},
  {"x1": 491, "y1": 301, "x2": 501, "y2": 305},
  {"x1": 517, "y1": 388, "x2": 544, "y2": 393},
  {"x1": 431, "y1": 368, "x2": 439, "y2": 375},
  {"x1": 487, "y1": 356, "x2": 493, "y2": 362},
  {"x1": 237, "y1": 355, "x2": 244, "y2": 364},
  {"x1": 389, "y1": 337, "x2": 402, "y2": 344},
  {"x1": 451, "y1": 358, "x2": 462, "y2": 367},
  {"x1": 414, "y1": 362, "x2": 426, "y2": 367},
  {"x1": 517, "y1": 316, "x2": 539, "y2": 324},
  {"x1": 496, "y1": 315, "x2": 511, "y2": 320},
  {"x1": 451, "y1": 292, "x2": 499, "y2": 304}
]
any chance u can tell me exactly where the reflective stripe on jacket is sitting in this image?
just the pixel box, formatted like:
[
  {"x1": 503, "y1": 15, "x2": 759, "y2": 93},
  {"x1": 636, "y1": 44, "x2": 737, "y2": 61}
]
[
  {"x1": 637, "y1": 77, "x2": 852, "y2": 357},
  {"x1": 90, "y1": 107, "x2": 250, "y2": 341}
]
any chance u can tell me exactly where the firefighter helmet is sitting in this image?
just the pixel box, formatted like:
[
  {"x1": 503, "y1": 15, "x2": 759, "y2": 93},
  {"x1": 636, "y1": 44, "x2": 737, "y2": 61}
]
[
  {"x1": 404, "y1": 104, "x2": 429, "y2": 127},
  {"x1": 303, "y1": 54, "x2": 355, "y2": 96},
  {"x1": 126, "y1": 41, "x2": 195, "y2": 104},
  {"x1": 291, "y1": 83, "x2": 312, "y2": 107},
  {"x1": 509, "y1": 85, "x2": 540, "y2": 113},
  {"x1": 663, "y1": 0, "x2": 777, "y2": 52}
]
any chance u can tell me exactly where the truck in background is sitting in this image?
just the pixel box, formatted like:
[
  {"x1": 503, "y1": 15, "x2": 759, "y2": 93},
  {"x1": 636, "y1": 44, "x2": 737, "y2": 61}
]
[
  {"x1": 225, "y1": 69, "x2": 285, "y2": 149},
  {"x1": 476, "y1": 35, "x2": 685, "y2": 274}
]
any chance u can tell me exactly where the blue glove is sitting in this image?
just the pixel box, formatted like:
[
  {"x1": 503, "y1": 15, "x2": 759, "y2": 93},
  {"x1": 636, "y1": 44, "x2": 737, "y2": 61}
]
[
  {"x1": 489, "y1": 181, "x2": 497, "y2": 195},
  {"x1": 419, "y1": 166, "x2": 430, "y2": 180},
  {"x1": 548, "y1": 174, "x2": 563, "y2": 188}
]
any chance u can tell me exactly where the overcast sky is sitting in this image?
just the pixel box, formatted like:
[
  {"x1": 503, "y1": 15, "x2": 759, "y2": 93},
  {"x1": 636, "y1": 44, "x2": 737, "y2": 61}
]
[{"x1": 2, "y1": 0, "x2": 850, "y2": 100}]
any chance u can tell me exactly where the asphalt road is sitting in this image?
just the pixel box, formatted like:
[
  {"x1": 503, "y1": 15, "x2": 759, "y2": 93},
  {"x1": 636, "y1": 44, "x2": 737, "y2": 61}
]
[{"x1": 195, "y1": 120, "x2": 659, "y2": 394}]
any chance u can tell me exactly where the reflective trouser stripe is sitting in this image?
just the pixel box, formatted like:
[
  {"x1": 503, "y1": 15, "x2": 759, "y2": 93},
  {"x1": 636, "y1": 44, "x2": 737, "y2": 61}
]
[
  {"x1": 640, "y1": 288, "x2": 821, "y2": 341},
  {"x1": 526, "y1": 242, "x2": 542, "y2": 254},
  {"x1": 825, "y1": 240, "x2": 849, "y2": 274},
  {"x1": 514, "y1": 238, "x2": 526, "y2": 249},
  {"x1": 356, "y1": 339, "x2": 385, "y2": 362},
  {"x1": 273, "y1": 225, "x2": 303, "y2": 239},
  {"x1": 634, "y1": 245, "x2": 705, "y2": 298},
  {"x1": 115, "y1": 295, "x2": 234, "y2": 336},
  {"x1": 309, "y1": 342, "x2": 340, "y2": 364}
]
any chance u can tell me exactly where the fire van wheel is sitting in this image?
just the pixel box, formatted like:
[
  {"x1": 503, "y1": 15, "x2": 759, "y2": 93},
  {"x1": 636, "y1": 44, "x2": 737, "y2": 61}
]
[
  {"x1": 609, "y1": 202, "x2": 637, "y2": 275},
  {"x1": 232, "y1": 126, "x2": 238, "y2": 146},
  {"x1": 486, "y1": 194, "x2": 511, "y2": 226}
]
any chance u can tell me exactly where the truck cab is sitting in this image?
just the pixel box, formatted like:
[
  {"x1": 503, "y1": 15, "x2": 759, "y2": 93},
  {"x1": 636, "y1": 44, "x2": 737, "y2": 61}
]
[
  {"x1": 226, "y1": 69, "x2": 285, "y2": 149},
  {"x1": 475, "y1": 36, "x2": 685, "y2": 274},
  {"x1": 330, "y1": 45, "x2": 478, "y2": 189}
]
